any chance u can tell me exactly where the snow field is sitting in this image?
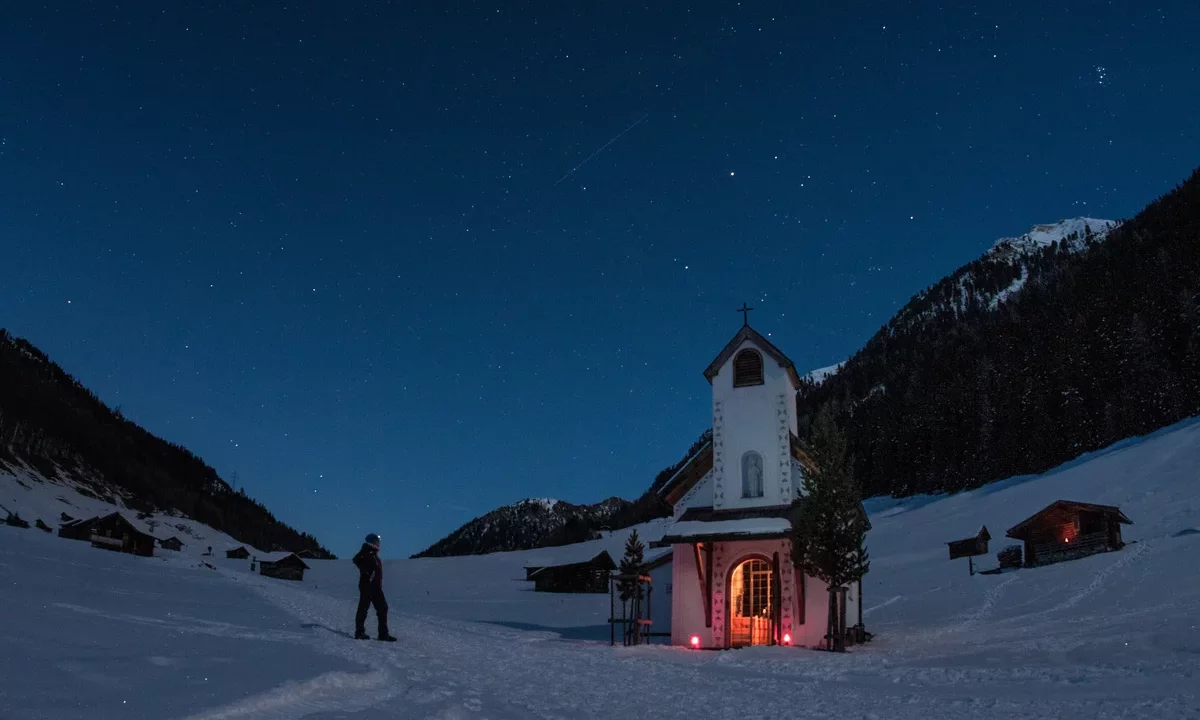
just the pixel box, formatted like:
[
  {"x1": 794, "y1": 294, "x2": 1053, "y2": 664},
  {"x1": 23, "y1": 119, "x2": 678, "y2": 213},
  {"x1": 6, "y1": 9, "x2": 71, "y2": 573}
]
[{"x1": 2, "y1": 417, "x2": 1200, "y2": 717}]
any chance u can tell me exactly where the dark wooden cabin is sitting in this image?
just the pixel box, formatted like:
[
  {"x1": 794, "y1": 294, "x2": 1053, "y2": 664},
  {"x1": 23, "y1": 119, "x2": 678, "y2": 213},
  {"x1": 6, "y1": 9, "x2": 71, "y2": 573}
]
[
  {"x1": 258, "y1": 552, "x2": 310, "y2": 581},
  {"x1": 226, "y1": 546, "x2": 251, "y2": 559},
  {"x1": 59, "y1": 516, "x2": 98, "y2": 540},
  {"x1": 530, "y1": 551, "x2": 616, "y2": 593},
  {"x1": 1006, "y1": 500, "x2": 1132, "y2": 568},
  {"x1": 4, "y1": 512, "x2": 30, "y2": 528},
  {"x1": 159, "y1": 536, "x2": 184, "y2": 552},
  {"x1": 523, "y1": 566, "x2": 544, "y2": 581},
  {"x1": 90, "y1": 512, "x2": 155, "y2": 557}
]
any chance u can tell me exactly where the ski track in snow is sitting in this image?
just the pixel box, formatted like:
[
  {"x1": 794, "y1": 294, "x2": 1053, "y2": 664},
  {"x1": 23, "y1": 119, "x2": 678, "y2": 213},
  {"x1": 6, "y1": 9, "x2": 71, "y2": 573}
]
[
  {"x1": 1049, "y1": 540, "x2": 1155, "y2": 613},
  {"x1": 862, "y1": 595, "x2": 903, "y2": 616}
]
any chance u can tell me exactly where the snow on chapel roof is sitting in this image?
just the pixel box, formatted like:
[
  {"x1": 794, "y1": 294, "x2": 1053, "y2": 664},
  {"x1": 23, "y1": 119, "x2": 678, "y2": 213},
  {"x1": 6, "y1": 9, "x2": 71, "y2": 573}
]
[
  {"x1": 651, "y1": 517, "x2": 793, "y2": 547},
  {"x1": 703, "y1": 325, "x2": 801, "y2": 386}
]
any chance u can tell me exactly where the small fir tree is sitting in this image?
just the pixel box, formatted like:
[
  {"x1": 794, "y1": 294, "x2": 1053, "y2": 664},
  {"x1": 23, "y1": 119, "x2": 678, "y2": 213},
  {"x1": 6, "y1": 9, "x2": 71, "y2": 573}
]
[
  {"x1": 791, "y1": 404, "x2": 869, "y2": 651},
  {"x1": 618, "y1": 529, "x2": 645, "y2": 603}
]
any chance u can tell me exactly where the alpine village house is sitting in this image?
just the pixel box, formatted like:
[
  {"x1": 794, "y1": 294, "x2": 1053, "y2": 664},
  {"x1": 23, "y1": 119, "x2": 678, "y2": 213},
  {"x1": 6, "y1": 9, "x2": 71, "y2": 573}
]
[{"x1": 650, "y1": 319, "x2": 863, "y2": 649}]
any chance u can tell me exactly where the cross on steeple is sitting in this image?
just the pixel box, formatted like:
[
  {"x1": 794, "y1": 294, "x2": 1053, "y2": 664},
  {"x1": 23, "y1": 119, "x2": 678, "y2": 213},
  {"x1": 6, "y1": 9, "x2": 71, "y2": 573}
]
[{"x1": 737, "y1": 302, "x2": 753, "y2": 327}]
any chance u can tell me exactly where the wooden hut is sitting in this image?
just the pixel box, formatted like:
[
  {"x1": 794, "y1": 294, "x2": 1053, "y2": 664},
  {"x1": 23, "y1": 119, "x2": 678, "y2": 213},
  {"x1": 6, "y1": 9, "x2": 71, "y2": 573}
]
[
  {"x1": 89, "y1": 512, "x2": 155, "y2": 557},
  {"x1": 1006, "y1": 500, "x2": 1132, "y2": 568},
  {"x1": 59, "y1": 516, "x2": 98, "y2": 540},
  {"x1": 226, "y1": 546, "x2": 251, "y2": 559},
  {"x1": 523, "y1": 566, "x2": 544, "y2": 581},
  {"x1": 159, "y1": 536, "x2": 184, "y2": 552},
  {"x1": 258, "y1": 552, "x2": 310, "y2": 581},
  {"x1": 530, "y1": 551, "x2": 615, "y2": 593}
]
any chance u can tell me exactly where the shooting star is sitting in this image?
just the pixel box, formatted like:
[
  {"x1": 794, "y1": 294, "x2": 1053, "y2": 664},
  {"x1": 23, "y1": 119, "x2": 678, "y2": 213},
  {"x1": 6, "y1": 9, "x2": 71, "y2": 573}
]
[{"x1": 553, "y1": 113, "x2": 649, "y2": 187}]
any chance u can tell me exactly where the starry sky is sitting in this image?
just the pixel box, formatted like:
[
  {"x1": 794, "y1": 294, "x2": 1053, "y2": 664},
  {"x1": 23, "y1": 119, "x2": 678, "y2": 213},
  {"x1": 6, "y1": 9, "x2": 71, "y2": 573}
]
[{"x1": 1, "y1": 2, "x2": 1197, "y2": 558}]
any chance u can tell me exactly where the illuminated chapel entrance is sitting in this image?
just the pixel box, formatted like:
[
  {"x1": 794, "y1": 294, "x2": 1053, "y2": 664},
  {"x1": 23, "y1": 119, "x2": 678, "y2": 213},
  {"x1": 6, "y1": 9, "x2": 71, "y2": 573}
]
[{"x1": 728, "y1": 558, "x2": 774, "y2": 647}]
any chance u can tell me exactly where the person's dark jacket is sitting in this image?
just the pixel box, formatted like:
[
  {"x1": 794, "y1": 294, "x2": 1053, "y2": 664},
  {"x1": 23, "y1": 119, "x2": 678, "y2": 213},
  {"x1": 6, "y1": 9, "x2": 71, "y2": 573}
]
[{"x1": 352, "y1": 543, "x2": 382, "y2": 589}]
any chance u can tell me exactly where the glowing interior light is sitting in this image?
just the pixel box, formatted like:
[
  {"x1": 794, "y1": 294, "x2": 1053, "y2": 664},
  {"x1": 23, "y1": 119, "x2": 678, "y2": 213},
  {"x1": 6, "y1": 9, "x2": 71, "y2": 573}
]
[
  {"x1": 690, "y1": 635, "x2": 700, "y2": 648},
  {"x1": 783, "y1": 633, "x2": 792, "y2": 645}
]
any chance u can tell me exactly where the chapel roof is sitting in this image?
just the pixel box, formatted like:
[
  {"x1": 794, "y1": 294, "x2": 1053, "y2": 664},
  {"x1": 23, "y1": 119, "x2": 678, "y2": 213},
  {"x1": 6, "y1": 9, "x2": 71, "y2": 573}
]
[
  {"x1": 657, "y1": 440, "x2": 714, "y2": 504},
  {"x1": 703, "y1": 324, "x2": 801, "y2": 387}
]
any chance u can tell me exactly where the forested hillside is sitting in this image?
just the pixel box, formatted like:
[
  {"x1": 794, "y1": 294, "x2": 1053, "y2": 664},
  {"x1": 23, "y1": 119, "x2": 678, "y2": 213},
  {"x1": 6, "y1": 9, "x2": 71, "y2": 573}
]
[
  {"x1": 0, "y1": 332, "x2": 333, "y2": 557},
  {"x1": 797, "y1": 167, "x2": 1200, "y2": 498},
  {"x1": 412, "y1": 433, "x2": 710, "y2": 557}
]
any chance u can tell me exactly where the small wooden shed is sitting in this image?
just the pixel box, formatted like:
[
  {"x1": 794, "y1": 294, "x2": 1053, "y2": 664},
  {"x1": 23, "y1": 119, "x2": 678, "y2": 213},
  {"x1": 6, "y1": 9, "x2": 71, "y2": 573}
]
[
  {"x1": 258, "y1": 552, "x2": 310, "y2": 581},
  {"x1": 530, "y1": 551, "x2": 616, "y2": 594},
  {"x1": 59, "y1": 516, "x2": 98, "y2": 540},
  {"x1": 90, "y1": 512, "x2": 155, "y2": 557},
  {"x1": 1006, "y1": 500, "x2": 1132, "y2": 568},
  {"x1": 159, "y1": 536, "x2": 184, "y2": 552},
  {"x1": 226, "y1": 545, "x2": 251, "y2": 559}
]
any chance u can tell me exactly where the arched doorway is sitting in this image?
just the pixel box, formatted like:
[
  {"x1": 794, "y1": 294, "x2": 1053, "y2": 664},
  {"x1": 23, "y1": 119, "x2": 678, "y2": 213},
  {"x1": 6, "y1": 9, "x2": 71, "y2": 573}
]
[{"x1": 728, "y1": 557, "x2": 774, "y2": 647}]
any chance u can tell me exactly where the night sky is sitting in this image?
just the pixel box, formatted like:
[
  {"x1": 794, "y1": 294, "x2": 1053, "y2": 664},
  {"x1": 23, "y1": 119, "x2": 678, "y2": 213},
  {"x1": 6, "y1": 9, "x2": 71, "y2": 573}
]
[{"x1": 2, "y1": 3, "x2": 1197, "y2": 557}]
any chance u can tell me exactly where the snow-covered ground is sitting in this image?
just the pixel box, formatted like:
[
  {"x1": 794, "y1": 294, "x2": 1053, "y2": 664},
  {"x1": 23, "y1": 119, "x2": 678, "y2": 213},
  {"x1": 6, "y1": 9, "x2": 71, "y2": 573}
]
[
  {"x1": 3, "y1": 418, "x2": 1200, "y2": 718},
  {"x1": 0, "y1": 458, "x2": 246, "y2": 555}
]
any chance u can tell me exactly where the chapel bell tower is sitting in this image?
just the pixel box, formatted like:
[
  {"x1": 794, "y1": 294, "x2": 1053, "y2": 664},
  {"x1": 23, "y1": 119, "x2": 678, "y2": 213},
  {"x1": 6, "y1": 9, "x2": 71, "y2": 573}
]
[{"x1": 702, "y1": 304, "x2": 801, "y2": 511}]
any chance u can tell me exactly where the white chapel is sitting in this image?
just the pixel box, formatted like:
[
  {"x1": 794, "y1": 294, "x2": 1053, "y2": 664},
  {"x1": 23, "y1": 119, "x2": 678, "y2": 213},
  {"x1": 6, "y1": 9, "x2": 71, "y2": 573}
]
[{"x1": 649, "y1": 316, "x2": 862, "y2": 649}]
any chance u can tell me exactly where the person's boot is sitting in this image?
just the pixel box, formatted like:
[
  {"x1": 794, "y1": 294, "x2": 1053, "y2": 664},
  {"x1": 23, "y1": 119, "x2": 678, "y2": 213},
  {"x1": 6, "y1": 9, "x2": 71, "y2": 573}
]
[
  {"x1": 354, "y1": 630, "x2": 370, "y2": 640},
  {"x1": 377, "y1": 630, "x2": 397, "y2": 642}
]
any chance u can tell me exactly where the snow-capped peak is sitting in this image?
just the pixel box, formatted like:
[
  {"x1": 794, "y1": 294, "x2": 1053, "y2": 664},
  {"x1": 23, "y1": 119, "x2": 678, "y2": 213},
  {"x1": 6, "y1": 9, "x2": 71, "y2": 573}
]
[
  {"x1": 514, "y1": 498, "x2": 560, "y2": 511},
  {"x1": 803, "y1": 362, "x2": 845, "y2": 385},
  {"x1": 989, "y1": 218, "x2": 1116, "y2": 260}
]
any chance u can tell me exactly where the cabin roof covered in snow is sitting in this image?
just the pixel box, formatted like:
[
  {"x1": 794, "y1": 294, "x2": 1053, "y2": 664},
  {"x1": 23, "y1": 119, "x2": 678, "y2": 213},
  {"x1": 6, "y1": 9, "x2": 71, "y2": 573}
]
[
  {"x1": 257, "y1": 551, "x2": 310, "y2": 568},
  {"x1": 527, "y1": 550, "x2": 615, "y2": 578},
  {"x1": 1006, "y1": 500, "x2": 1132, "y2": 540},
  {"x1": 702, "y1": 325, "x2": 801, "y2": 387},
  {"x1": 96, "y1": 511, "x2": 157, "y2": 539}
]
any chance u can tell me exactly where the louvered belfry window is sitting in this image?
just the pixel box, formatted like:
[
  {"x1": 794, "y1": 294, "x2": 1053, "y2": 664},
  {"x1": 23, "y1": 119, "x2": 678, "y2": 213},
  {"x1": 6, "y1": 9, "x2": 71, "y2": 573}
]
[{"x1": 733, "y1": 348, "x2": 764, "y2": 387}]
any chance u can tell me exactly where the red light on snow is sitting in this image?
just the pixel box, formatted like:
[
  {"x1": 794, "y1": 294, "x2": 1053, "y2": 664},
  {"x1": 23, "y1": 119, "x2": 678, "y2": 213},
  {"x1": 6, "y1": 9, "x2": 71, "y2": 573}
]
[
  {"x1": 783, "y1": 633, "x2": 792, "y2": 645},
  {"x1": 690, "y1": 635, "x2": 700, "y2": 648}
]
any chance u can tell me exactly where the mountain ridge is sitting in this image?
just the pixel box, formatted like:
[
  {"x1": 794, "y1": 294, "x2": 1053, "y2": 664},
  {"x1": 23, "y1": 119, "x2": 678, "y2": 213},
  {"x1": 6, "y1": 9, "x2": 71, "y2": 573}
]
[
  {"x1": 414, "y1": 182, "x2": 1197, "y2": 557},
  {"x1": 0, "y1": 330, "x2": 333, "y2": 558},
  {"x1": 796, "y1": 167, "x2": 1200, "y2": 499}
]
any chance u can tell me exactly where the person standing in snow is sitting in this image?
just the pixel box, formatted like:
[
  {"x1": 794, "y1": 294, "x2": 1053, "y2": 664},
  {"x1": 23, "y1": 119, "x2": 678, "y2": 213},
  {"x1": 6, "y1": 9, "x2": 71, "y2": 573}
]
[{"x1": 353, "y1": 533, "x2": 396, "y2": 641}]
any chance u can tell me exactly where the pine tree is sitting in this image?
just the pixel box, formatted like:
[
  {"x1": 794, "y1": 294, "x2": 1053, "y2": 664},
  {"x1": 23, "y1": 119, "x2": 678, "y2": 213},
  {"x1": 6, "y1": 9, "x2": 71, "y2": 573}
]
[
  {"x1": 618, "y1": 529, "x2": 645, "y2": 603},
  {"x1": 791, "y1": 405, "x2": 869, "y2": 651}
]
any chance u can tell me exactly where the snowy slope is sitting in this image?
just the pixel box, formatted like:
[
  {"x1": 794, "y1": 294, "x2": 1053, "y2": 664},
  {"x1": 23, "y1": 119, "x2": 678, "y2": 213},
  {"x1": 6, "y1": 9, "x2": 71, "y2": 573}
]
[
  {"x1": 0, "y1": 456, "x2": 253, "y2": 556},
  {"x1": 3, "y1": 418, "x2": 1200, "y2": 718}
]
